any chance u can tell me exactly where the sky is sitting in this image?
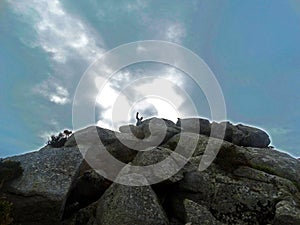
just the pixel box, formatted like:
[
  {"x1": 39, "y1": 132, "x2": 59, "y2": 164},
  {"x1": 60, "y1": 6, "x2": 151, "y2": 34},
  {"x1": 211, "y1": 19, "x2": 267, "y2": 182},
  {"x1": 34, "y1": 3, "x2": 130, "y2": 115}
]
[{"x1": 0, "y1": 0, "x2": 299, "y2": 157}]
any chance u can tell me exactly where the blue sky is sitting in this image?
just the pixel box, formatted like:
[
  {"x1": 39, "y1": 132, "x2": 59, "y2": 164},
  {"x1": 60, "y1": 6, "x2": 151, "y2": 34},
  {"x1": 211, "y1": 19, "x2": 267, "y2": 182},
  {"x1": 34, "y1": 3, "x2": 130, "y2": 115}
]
[{"x1": 0, "y1": 0, "x2": 299, "y2": 157}]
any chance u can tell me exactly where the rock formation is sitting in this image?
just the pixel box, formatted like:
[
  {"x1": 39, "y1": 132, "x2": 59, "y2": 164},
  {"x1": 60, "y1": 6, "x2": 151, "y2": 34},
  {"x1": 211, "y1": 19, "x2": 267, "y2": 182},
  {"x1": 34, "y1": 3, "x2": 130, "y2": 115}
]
[{"x1": 0, "y1": 117, "x2": 299, "y2": 225}]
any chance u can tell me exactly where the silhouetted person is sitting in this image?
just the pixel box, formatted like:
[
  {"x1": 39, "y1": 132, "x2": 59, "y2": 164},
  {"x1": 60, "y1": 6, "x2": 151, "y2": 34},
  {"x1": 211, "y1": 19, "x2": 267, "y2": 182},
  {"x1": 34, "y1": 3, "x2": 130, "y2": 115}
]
[
  {"x1": 176, "y1": 118, "x2": 181, "y2": 127},
  {"x1": 136, "y1": 112, "x2": 143, "y2": 126},
  {"x1": 64, "y1": 130, "x2": 72, "y2": 138}
]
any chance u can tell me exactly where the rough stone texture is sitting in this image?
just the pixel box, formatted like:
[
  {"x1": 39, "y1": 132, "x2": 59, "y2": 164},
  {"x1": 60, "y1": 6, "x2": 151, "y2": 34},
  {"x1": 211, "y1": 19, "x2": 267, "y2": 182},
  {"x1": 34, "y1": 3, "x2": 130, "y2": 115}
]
[
  {"x1": 165, "y1": 132, "x2": 300, "y2": 189},
  {"x1": 65, "y1": 126, "x2": 117, "y2": 147},
  {"x1": 131, "y1": 147, "x2": 191, "y2": 184},
  {"x1": 96, "y1": 179, "x2": 169, "y2": 225},
  {"x1": 211, "y1": 121, "x2": 271, "y2": 148},
  {"x1": 63, "y1": 169, "x2": 111, "y2": 219},
  {"x1": 163, "y1": 132, "x2": 223, "y2": 157},
  {"x1": 183, "y1": 199, "x2": 223, "y2": 225},
  {"x1": 62, "y1": 202, "x2": 98, "y2": 225},
  {"x1": 176, "y1": 118, "x2": 270, "y2": 148},
  {"x1": 65, "y1": 127, "x2": 139, "y2": 172},
  {"x1": 2, "y1": 118, "x2": 300, "y2": 225},
  {"x1": 176, "y1": 118, "x2": 211, "y2": 136},
  {"x1": 138, "y1": 117, "x2": 182, "y2": 146},
  {"x1": 119, "y1": 124, "x2": 145, "y2": 139},
  {"x1": 243, "y1": 147, "x2": 300, "y2": 189},
  {"x1": 170, "y1": 158, "x2": 300, "y2": 225},
  {"x1": 236, "y1": 124, "x2": 270, "y2": 147},
  {"x1": 273, "y1": 200, "x2": 300, "y2": 225},
  {"x1": 2, "y1": 146, "x2": 83, "y2": 225}
]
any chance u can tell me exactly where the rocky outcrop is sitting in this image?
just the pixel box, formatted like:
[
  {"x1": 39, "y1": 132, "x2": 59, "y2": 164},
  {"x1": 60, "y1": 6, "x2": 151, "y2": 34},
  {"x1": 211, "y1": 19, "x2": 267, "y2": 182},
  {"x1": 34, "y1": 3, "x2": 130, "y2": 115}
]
[
  {"x1": 177, "y1": 118, "x2": 270, "y2": 148},
  {"x1": 119, "y1": 117, "x2": 182, "y2": 146},
  {"x1": 65, "y1": 126, "x2": 118, "y2": 147},
  {"x1": 1, "y1": 147, "x2": 83, "y2": 225},
  {"x1": 119, "y1": 124, "x2": 145, "y2": 139},
  {"x1": 165, "y1": 133, "x2": 300, "y2": 224},
  {"x1": 1, "y1": 117, "x2": 299, "y2": 225},
  {"x1": 65, "y1": 126, "x2": 138, "y2": 163}
]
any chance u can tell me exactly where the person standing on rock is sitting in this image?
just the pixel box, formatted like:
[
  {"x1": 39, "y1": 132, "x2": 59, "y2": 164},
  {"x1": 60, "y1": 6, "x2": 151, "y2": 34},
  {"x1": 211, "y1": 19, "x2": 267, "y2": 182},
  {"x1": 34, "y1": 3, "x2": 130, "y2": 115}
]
[{"x1": 136, "y1": 112, "x2": 143, "y2": 126}]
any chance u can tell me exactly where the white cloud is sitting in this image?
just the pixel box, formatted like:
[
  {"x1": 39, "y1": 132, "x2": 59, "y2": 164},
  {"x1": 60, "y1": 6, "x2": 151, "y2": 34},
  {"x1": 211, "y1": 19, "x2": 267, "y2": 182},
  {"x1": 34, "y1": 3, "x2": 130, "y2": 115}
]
[
  {"x1": 38, "y1": 130, "x2": 55, "y2": 143},
  {"x1": 9, "y1": 0, "x2": 191, "y2": 130},
  {"x1": 33, "y1": 77, "x2": 70, "y2": 105},
  {"x1": 125, "y1": 0, "x2": 148, "y2": 11},
  {"x1": 94, "y1": 65, "x2": 196, "y2": 130},
  {"x1": 8, "y1": 0, "x2": 106, "y2": 105},
  {"x1": 8, "y1": 0, "x2": 105, "y2": 64},
  {"x1": 162, "y1": 67, "x2": 184, "y2": 86},
  {"x1": 49, "y1": 119, "x2": 59, "y2": 128},
  {"x1": 165, "y1": 23, "x2": 186, "y2": 43},
  {"x1": 95, "y1": 77, "x2": 119, "y2": 109},
  {"x1": 269, "y1": 127, "x2": 292, "y2": 136}
]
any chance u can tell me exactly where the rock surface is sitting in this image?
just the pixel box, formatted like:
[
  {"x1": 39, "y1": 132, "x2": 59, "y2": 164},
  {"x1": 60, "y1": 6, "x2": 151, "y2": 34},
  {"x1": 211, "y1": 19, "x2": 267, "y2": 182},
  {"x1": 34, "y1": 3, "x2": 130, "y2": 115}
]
[
  {"x1": 1, "y1": 147, "x2": 83, "y2": 225},
  {"x1": 96, "y1": 177, "x2": 169, "y2": 225},
  {"x1": 120, "y1": 117, "x2": 182, "y2": 146},
  {"x1": 1, "y1": 117, "x2": 299, "y2": 225},
  {"x1": 183, "y1": 199, "x2": 223, "y2": 225},
  {"x1": 63, "y1": 169, "x2": 111, "y2": 219},
  {"x1": 65, "y1": 126, "x2": 118, "y2": 147},
  {"x1": 177, "y1": 118, "x2": 271, "y2": 148},
  {"x1": 119, "y1": 124, "x2": 145, "y2": 139}
]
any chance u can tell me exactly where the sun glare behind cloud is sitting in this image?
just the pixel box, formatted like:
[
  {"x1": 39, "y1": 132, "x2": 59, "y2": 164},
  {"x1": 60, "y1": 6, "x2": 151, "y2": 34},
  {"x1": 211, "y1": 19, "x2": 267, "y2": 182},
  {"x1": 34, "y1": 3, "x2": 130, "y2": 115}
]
[{"x1": 95, "y1": 66, "x2": 197, "y2": 130}]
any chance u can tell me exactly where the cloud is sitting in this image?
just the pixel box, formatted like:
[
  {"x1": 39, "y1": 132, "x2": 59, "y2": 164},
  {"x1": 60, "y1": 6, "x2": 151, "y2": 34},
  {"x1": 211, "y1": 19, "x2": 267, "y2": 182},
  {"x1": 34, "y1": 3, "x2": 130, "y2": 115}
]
[
  {"x1": 33, "y1": 77, "x2": 70, "y2": 105},
  {"x1": 8, "y1": 0, "x2": 190, "y2": 131},
  {"x1": 165, "y1": 23, "x2": 186, "y2": 43},
  {"x1": 8, "y1": 0, "x2": 105, "y2": 64},
  {"x1": 94, "y1": 65, "x2": 196, "y2": 130},
  {"x1": 8, "y1": 0, "x2": 106, "y2": 106},
  {"x1": 125, "y1": 0, "x2": 148, "y2": 11},
  {"x1": 38, "y1": 130, "x2": 55, "y2": 143},
  {"x1": 269, "y1": 127, "x2": 292, "y2": 136}
]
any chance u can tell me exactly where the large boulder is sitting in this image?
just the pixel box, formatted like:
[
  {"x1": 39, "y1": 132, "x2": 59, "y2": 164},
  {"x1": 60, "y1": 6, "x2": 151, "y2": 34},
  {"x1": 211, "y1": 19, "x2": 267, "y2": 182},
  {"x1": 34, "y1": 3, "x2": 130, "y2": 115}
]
[
  {"x1": 62, "y1": 201, "x2": 98, "y2": 225},
  {"x1": 2, "y1": 118, "x2": 299, "y2": 225},
  {"x1": 131, "y1": 147, "x2": 191, "y2": 184},
  {"x1": 168, "y1": 139, "x2": 300, "y2": 225},
  {"x1": 1, "y1": 146, "x2": 83, "y2": 225},
  {"x1": 176, "y1": 118, "x2": 271, "y2": 148},
  {"x1": 119, "y1": 125, "x2": 145, "y2": 139},
  {"x1": 63, "y1": 169, "x2": 112, "y2": 219},
  {"x1": 96, "y1": 175, "x2": 169, "y2": 225},
  {"x1": 211, "y1": 121, "x2": 271, "y2": 148},
  {"x1": 235, "y1": 124, "x2": 270, "y2": 147},
  {"x1": 163, "y1": 132, "x2": 222, "y2": 157},
  {"x1": 65, "y1": 126, "x2": 117, "y2": 147},
  {"x1": 242, "y1": 147, "x2": 300, "y2": 189},
  {"x1": 171, "y1": 165, "x2": 299, "y2": 224},
  {"x1": 65, "y1": 126, "x2": 139, "y2": 165},
  {"x1": 137, "y1": 117, "x2": 181, "y2": 146},
  {"x1": 119, "y1": 118, "x2": 182, "y2": 150},
  {"x1": 214, "y1": 142, "x2": 300, "y2": 189},
  {"x1": 176, "y1": 118, "x2": 211, "y2": 136}
]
